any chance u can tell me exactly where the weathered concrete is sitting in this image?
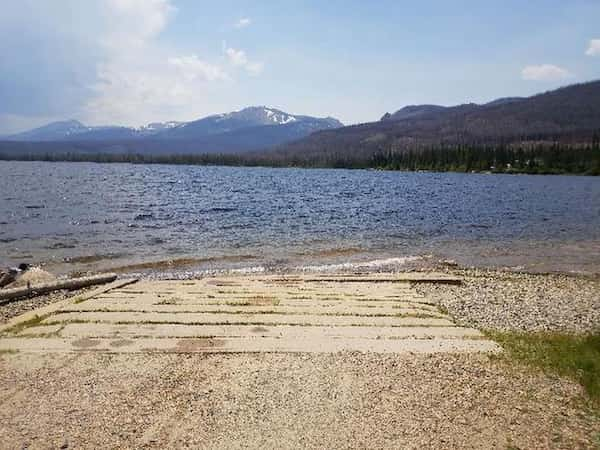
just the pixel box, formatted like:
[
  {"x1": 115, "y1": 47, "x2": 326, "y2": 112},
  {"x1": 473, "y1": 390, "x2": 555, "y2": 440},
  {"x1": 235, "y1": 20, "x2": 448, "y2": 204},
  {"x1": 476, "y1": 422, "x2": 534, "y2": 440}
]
[
  {"x1": 87, "y1": 297, "x2": 440, "y2": 310},
  {"x1": 41, "y1": 311, "x2": 456, "y2": 327},
  {"x1": 58, "y1": 303, "x2": 446, "y2": 317},
  {"x1": 0, "y1": 273, "x2": 499, "y2": 354},
  {"x1": 0, "y1": 337, "x2": 498, "y2": 353},
  {"x1": 21, "y1": 323, "x2": 486, "y2": 339}
]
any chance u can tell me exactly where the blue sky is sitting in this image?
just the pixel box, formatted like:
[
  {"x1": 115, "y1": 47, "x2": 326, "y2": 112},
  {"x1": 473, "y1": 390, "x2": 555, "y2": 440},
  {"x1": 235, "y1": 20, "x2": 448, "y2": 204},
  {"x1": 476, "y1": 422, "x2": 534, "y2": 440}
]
[{"x1": 0, "y1": 0, "x2": 599, "y2": 133}]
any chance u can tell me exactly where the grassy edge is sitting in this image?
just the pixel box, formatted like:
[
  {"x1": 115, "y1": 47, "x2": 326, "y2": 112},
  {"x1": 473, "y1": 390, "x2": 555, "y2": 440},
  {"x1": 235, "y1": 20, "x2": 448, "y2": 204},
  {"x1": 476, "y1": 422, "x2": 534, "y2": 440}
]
[
  {"x1": 1, "y1": 314, "x2": 51, "y2": 336},
  {"x1": 487, "y1": 330, "x2": 600, "y2": 411}
]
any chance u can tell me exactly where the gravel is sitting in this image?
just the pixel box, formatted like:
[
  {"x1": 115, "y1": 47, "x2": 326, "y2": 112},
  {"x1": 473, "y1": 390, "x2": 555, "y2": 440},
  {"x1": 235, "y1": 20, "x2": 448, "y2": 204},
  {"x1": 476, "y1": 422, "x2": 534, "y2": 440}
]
[
  {"x1": 0, "y1": 352, "x2": 598, "y2": 449},
  {"x1": 1, "y1": 269, "x2": 599, "y2": 448},
  {"x1": 0, "y1": 287, "x2": 92, "y2": 325},
  {"x1": 414, "y1": 269, "x2": 600, "y2": 333}
]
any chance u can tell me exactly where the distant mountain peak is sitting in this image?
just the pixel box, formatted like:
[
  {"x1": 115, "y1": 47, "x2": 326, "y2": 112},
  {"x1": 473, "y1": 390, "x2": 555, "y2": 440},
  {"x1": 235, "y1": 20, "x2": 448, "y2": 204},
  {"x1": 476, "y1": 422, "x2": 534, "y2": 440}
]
[
  {"x1": 4, "y1": 106, "x2": 344, "y2": 153},
  {"x1": 217, "y1": 106, "x2": 300, "y2": 126},
  {"x1": 56, "y1": 119, "x2": 84, "y2": 127},
  {"x1": 7, "y1": 119, "x2": 89, "y2": 141},
  {"x1": 263, "y1": 107, "x2": 298, "y2": 124}
]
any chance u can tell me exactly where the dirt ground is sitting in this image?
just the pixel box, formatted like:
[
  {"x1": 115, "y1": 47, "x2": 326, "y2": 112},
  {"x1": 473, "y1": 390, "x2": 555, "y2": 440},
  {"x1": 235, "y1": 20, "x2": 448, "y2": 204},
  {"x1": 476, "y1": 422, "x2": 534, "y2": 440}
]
[{"x1": 0, "y1": 352, "x2": 598, "y2": 449}]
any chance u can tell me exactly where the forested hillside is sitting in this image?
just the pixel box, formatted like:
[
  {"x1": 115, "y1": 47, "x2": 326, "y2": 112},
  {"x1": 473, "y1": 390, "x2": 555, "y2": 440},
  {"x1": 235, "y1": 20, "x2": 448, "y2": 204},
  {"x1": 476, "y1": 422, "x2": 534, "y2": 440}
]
[
  {"x1": 277, "y1": 81, "x2": 600, "y2": 155},
  {"x1": 2, "y1": 81, "x2": 599, "y2": 174},
  {"x1": 255, "y1": 81, "x2": 600, "y2": 173}
]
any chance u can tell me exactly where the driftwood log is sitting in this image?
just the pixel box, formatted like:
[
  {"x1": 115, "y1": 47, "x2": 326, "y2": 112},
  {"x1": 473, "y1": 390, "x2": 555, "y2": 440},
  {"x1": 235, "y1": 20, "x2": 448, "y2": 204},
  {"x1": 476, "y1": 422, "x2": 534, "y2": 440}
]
[
  {"x1": 0, "y1": 271, "x2": 17, "y2": 289},
  {"x1": 0, "y1": 273, "x2": 118, "y2": 303}
]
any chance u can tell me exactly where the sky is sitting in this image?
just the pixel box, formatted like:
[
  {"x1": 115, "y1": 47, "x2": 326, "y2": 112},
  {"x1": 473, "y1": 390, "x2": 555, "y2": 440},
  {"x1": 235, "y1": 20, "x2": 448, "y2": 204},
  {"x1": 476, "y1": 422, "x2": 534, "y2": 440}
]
[{"x1": 0, "y1": 0, "x2": 599, "y2": 134}]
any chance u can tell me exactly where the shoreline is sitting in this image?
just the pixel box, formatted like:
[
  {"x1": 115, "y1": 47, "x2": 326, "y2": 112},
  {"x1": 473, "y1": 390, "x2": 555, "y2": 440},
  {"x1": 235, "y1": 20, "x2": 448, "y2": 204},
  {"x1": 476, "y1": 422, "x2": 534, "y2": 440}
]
[
  {"x1": 1, "y1": 155, "x2": 599, "y2": 176},
  {"x1": 4, "y1": 245, "x2": 600, "y2": 281},
  {"x1": 2, "y1": 263, "x2": 599, "y2": 333},
  {"x1": 63, "y1": 255, "x2": 600, "y2": 281}
]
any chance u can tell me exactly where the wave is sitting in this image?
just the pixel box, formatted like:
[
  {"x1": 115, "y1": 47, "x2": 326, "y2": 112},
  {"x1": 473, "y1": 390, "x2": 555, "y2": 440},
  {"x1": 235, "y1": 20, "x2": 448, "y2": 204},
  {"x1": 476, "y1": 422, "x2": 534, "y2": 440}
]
[
  {"x1": 294, "y1": 256, "x2": 422, "y2": 272},
  {"x1": 119, "y1": 256, "x2": 424, "y2": 280},
  {"x1": 107, "y1": 255, "x2": 257, "y2": 273},
  {"x1": 297, "y1": 247, "x2": 364, "y2": 258}
]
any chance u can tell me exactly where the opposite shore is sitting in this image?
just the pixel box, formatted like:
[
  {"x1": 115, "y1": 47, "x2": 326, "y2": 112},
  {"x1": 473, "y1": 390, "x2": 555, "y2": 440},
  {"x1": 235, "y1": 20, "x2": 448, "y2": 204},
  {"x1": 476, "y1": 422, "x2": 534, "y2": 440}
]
[{"x1": 1, "y1": 144, "x2": 599, "y2": 175}]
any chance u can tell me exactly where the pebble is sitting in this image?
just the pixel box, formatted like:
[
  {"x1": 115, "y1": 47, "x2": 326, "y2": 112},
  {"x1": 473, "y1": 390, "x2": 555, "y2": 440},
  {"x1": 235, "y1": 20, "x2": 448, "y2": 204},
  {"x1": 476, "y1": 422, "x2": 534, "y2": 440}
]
[
  {"x1": 0, "y1": 287, "x2": 93, "y2": 325},
  {"x1": 416, "y1": 268, "x2": 600, "y2": 333}
]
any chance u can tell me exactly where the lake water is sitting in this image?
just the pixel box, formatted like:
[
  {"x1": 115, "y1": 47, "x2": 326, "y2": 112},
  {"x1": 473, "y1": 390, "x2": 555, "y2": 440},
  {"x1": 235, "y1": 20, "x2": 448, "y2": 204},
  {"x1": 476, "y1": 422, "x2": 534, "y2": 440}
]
[{"x1": 1, "y1": 161, "x2": 599, "y2": 276}]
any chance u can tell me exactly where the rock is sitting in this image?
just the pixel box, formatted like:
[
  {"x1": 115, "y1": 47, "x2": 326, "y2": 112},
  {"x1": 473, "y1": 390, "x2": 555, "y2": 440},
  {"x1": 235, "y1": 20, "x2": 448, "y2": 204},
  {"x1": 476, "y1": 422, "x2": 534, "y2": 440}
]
[
  {"x1": 9, "y1": 267, "x2": 56, "y2": 288},
  {"x1": 441, "y1": 259, "x2": 459, "y2": 267}
]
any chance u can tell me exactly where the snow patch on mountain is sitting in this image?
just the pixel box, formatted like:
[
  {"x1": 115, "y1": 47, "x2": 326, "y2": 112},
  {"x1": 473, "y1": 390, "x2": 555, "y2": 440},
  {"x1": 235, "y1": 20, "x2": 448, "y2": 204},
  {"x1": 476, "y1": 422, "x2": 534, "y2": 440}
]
[
  {"x1": 138, "y1": 121, "x2": 185, "y2": 132},
  {"x1": 264, "y1": 107, "x2": 298, "y2": 124}
]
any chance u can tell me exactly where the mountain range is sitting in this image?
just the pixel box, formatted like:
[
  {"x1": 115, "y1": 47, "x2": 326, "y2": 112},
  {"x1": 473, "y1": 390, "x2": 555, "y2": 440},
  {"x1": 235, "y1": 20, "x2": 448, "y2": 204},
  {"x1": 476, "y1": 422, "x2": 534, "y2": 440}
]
[
  {"x1": 2, "y1": 107, "x2": 343, "y2": 154},
  {"x1": 273, "y1": 80, "x2": 600, "y2": 163},
  {"x1": 1, "y1": 81, "x2": 600, "y2": 161},
  {"x1": 379, "y1": 97, "x2": 524, "y2": 122}
]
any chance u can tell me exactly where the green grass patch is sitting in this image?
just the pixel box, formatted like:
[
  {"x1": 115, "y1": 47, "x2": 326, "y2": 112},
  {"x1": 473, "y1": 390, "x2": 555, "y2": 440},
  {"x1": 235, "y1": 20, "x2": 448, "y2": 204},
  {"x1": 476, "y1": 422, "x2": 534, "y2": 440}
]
[
  {"x1": 2, "y1": 314, "x2": 50, "y2": 336},
  {"x1": 490, "y1": 331, "x2": 600, "y2": 407},
  {"x1": 73, "y1": 295, "x2": 90, "y2": 304},
  {"x1": 0, "y1": 349, "x2": 19, "y2": 355},
  {"x1": 155, "y1": 297, "x2": 180, "y2": 305}
]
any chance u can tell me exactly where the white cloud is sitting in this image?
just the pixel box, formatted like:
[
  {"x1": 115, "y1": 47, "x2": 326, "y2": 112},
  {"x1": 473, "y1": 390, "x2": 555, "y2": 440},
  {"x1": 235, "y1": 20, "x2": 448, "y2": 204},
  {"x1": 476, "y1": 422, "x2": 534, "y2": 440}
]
[
  {"x1": 234, "y1": 17, "x2": 251, "y2": 28},
  {"x1": 226, "y1": 47, "x2": 248, "y2": 67},
  {"x1": 0, "y1": 0, "x2": 238, "y2": 131},
  {"x1": 168, "y1": 55, "x2": 230, "y2": 82},
  {"x1": 225, "y1": 47, "x2": 264, "y2": 76},
  {"x1": 521, "y1": 64, "x2": 572, "y2": 81},
  {"x1": 86, "y1": 53, "x2": 230, "y2": 126},
  {"x1": 100, "y1": 0, "x2": 176, "y2": 51},
  {"x1": 586, "y1": 39, "x2": 600, "y2": 56},
  {"x1": 83, "y1": 0, "x2": 232, "y2": 125},
  {"x1": 0, "y1": 1, "x2": 271, "y2": 132}
]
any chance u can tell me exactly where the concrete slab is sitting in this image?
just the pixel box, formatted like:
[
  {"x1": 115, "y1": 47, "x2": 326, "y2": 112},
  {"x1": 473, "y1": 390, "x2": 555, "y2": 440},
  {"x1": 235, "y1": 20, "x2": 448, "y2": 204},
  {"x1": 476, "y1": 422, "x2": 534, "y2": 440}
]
[
  {"x1": 87, "y1": 298, "x2": 440, "y2": 311},
  {"x1": 252, "y1": 273, "x2": 462, "y2": 284},
  {"x1": 42, "y1": 311, "x2": 455, "y2": 327},
  {"x1": 0, "y1": 272, "x2": 499, "y2": 354},
  {"x1": 26, "y1": 323, "x2": 486, "y2": 340},
  {"x1": 91, "y1": 295, "x2": 435, "y2": 307},
  {"x1": 58, "y1": 303, "x2": 446, "y2": 318},
  {"x1": 0, "y1": 337, "x2": 499, "y2": 354}
]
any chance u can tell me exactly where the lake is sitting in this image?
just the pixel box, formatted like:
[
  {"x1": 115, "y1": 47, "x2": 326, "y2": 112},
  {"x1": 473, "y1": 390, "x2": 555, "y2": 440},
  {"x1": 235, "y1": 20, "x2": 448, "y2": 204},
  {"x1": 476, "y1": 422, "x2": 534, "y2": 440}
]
[{"x1": 1, "y1": 161, "x2": 599, "y2": 275}]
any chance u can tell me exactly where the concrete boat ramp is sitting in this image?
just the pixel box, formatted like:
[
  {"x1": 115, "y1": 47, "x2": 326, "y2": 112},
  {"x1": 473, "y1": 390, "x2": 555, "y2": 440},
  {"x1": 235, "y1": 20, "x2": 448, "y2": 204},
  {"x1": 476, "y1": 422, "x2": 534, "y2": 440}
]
[{"x1": 0, "y1": 273, "x2": 499, "y2": 354}]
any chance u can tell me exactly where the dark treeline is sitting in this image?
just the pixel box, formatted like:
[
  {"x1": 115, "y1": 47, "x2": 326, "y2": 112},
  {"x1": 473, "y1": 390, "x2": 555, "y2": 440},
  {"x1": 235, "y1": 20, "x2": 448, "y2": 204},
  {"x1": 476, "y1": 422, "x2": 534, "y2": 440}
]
[
  {"x1": 370, "y1": 143, "x2": 600, "y2": 175},
  {"x1": 1, "y1": 142, "x2": 599, "y2": 175}
]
